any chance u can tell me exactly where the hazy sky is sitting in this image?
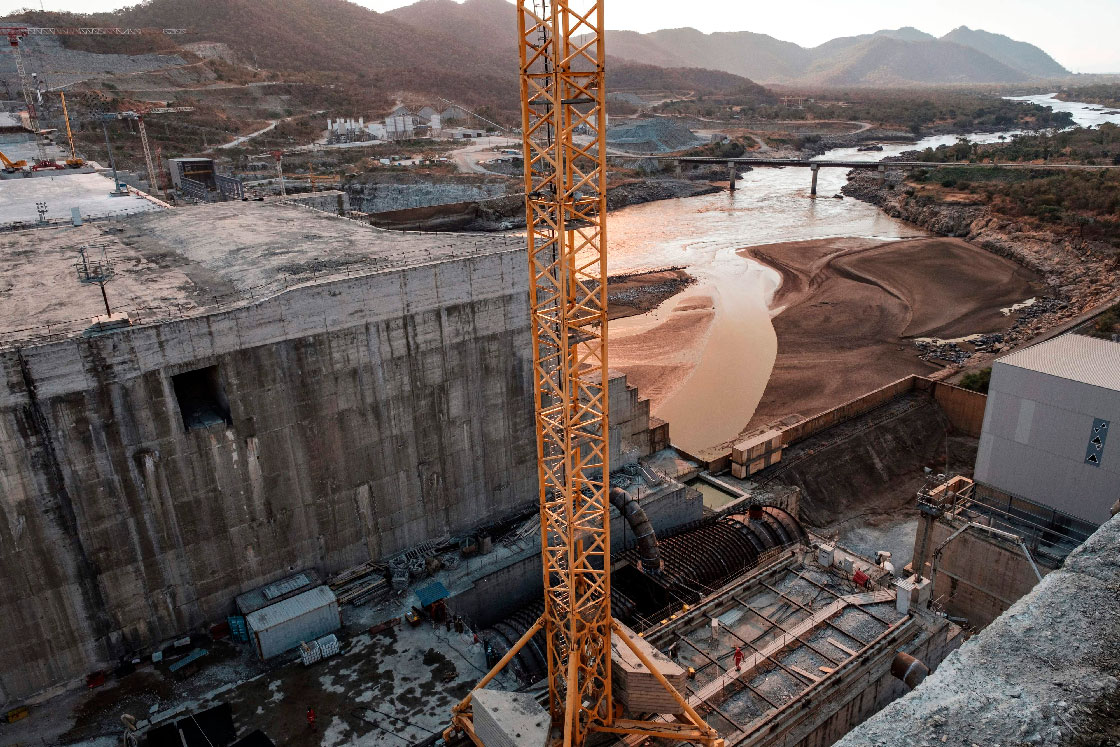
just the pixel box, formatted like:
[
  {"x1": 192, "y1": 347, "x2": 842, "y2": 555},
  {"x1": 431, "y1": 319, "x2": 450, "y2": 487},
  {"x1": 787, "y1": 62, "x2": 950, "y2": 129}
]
[{"x1": 3, "y1": 0, "x2": 1117, "y2": 73}]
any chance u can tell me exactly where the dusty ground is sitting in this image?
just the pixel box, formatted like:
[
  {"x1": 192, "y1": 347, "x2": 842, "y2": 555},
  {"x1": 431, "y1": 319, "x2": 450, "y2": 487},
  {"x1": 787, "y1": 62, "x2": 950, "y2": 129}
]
[
  {"x1": 4, "y1": 603, "x2": 510, "y2": 746},
  {"x1": 218, "y1": 623, "x2": 488, "y2": 745},
  {"x1": 606, "y1": 267, "x2": 695, "y2": 320},
  {"x1": 742, "y1": 236, "x2": 1040, "y2": 430}
]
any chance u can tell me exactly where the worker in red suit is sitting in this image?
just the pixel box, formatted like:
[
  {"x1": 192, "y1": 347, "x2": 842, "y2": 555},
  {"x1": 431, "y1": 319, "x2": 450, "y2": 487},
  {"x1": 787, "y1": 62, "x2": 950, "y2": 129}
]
[
  {"x1": 733, "y1": 647, "x2": 743, "y2": 671},
  {"x1": 307, "y1": 706, "x2": 316, "y2": 729}
]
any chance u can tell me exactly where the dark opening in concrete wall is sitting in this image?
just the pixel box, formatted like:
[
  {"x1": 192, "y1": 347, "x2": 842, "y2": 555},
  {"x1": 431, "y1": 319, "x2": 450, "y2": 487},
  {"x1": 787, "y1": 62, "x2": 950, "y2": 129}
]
[{"x1": 172, "y1": 365, "x2": 231, "y2": 431}]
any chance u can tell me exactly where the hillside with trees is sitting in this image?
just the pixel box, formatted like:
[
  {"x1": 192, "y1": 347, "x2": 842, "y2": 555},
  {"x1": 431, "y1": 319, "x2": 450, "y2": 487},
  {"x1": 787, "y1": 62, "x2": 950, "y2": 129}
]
[{"x1": 3, "y1": 0, "x2": 769, "y2": 122}]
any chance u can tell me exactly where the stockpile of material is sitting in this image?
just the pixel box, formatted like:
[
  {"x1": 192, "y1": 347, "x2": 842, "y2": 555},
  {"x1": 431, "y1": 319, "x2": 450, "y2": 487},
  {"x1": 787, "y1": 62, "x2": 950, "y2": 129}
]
[
  {"x1": 472, "y1": 689, "x2": 550, "y2": 747},
  {"x1": 611, "y1": 621, "x2": 687, "y2": 714},
  {"x1": 606, "y1": 118, "x2": 702, "y2": 153}
]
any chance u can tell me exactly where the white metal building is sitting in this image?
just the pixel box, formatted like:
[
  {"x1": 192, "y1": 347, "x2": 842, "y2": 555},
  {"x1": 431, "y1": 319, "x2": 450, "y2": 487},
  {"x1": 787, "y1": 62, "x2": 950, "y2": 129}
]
[
  {"x1": 974, "y1": 334, "x2": 1120, "y2": 525},
  {"x1": 245, "y1": 585, "x2": 340, "y2": 660}
]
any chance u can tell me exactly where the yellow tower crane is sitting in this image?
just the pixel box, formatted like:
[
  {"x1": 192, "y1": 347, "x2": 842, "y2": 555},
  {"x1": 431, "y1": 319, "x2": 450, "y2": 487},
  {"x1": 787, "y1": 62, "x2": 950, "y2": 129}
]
[{"x1": 447, "y1": 1, "x2": 723, "y2": 745}]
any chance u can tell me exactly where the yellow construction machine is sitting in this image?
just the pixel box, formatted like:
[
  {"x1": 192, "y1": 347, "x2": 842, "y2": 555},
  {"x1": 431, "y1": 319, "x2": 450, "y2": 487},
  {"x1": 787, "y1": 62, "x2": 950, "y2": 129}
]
[
  {"x1": 59, "y1": 92, "x2": 85, "y2": 168},
  {"x1": 0, "y1": 150, "x2": 27, "y2": 173}
]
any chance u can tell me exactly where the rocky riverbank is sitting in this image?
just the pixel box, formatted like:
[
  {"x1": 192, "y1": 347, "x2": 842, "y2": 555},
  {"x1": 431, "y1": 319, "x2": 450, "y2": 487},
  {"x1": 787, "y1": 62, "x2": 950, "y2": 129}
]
[
  {"x1": 366, "y1": 177, "x2": 722, "y2": 232},
  {"x1": 842, "y1": 168, "x2": 1120, "y2": 372},
  {"x1": 606, "y1": 267, "x2": 695, "y2": 320},
  {"x1": 800, "y1": 128, "x2": 917, "y2": 158}
]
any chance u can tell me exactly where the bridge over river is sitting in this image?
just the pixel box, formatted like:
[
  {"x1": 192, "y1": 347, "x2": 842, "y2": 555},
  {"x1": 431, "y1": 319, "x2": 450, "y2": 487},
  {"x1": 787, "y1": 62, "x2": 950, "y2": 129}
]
[{"x1": 609, "y1": 155, "x2": 1120, "y2": 195}]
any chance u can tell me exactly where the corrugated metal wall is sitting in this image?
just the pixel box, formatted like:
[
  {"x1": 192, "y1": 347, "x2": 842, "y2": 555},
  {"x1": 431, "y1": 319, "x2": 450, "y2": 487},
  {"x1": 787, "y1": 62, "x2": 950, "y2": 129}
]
[{"x1": 250, "y1": 600, "x2": 340, "y2": 660}]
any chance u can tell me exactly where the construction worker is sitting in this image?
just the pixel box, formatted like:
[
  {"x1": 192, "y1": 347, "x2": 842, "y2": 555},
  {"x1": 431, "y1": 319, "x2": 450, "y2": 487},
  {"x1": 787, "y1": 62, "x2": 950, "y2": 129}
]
[
  {"x1": 733, "y1": 647, "x2": 743, "y2": 671},
  {"x1": 307, "y1": 706, "x2": 316, "y2": 729}
]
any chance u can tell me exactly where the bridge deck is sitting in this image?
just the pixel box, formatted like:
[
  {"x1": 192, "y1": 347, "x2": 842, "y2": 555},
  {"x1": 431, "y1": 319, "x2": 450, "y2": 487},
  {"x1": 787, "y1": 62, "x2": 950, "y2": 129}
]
[{"x1": 610, "y1": 155, "x2": 1120, "y2": 170}]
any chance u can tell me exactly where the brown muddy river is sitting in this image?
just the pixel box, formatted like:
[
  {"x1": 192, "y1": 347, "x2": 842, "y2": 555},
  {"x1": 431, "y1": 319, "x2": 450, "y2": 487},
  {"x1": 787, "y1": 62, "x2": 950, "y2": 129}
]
[{"x1": 605, "y1": 97, "x2": 1120, "y2": 454}]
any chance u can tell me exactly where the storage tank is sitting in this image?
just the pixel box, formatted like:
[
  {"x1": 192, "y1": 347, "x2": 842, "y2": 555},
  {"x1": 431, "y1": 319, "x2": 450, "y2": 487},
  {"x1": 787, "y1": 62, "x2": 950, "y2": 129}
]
[{"x1": 245, "y1": 586, "x2": 341, "y2": 660}]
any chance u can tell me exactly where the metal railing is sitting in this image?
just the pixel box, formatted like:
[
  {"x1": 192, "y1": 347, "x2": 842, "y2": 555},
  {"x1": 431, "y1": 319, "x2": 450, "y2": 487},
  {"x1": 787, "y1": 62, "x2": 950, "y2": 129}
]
[{"x1": 919, "y1": 476, "x2": 1095, "y2": 566}]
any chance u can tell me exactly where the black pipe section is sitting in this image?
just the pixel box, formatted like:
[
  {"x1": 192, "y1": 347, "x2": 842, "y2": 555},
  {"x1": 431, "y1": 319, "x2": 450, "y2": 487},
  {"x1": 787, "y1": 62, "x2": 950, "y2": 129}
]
[
  {"x1": 890, "y1": 651, "x2": 929, "y2": 689},
  {"x1": 656, "y1": 506, "x2": 806, "y2": 592},
  {"x1": 610, "y1": 487, "x2": 662, "y2": 575}
]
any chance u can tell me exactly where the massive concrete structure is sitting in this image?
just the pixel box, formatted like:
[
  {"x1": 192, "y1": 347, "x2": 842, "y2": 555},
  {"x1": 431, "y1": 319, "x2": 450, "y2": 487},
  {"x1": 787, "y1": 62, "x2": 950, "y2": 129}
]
[
  {"x1": 0, "y1": 197, "x2": 663, "y2": 705},
  {"x1": 975, "y1": 334, "x2": 1120, "y2": 525}
]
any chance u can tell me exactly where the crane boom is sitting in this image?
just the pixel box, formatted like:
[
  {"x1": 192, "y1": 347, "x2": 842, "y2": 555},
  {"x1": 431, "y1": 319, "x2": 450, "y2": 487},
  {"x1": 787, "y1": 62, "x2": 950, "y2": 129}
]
[{"x1": 447, "y1": 2, "x2": 723, "y2": 745}]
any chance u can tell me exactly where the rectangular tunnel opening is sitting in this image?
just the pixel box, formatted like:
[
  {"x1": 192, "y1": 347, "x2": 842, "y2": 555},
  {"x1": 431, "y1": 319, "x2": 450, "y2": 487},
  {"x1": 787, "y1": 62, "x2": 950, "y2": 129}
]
[{"x1": 172, "y1": 365, "x2": 232, "y2": 431}]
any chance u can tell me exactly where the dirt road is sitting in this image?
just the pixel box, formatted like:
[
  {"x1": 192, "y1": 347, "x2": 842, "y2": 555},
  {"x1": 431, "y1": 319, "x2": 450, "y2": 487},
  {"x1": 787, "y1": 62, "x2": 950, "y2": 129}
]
[{"x1": 449, "y1": 136, "x2": 520, "y2": 173}]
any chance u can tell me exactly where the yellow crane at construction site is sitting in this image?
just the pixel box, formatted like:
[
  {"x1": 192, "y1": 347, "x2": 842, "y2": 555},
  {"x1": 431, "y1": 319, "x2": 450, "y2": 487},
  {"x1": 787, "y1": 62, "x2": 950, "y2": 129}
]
[
  {"x1": 58, "y1": 92, "x2": 84, "y2": 168},
  {"x1": 0, "y1": 150, "x2": 27, "y2": 172},
  {"x1": 446, "y1": 2, "x2": 723, "y2": 746}
]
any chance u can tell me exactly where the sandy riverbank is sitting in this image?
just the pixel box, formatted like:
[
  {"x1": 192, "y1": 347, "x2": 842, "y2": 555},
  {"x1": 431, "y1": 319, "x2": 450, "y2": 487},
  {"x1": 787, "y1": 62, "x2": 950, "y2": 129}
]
[{"x1": 741, "y1": 236, "x2": 1040, "y2": 432}]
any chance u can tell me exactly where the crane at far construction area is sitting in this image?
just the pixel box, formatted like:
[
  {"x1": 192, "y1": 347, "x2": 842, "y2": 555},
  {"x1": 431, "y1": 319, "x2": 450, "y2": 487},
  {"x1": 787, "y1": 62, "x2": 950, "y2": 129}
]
[
  {"x1": 58, "y1": 91, "x2": 84, "y2": 168},
  {"x1": 89, "y1": 104, "x2": 195, "y2": 195},
  {"x1": 445, "y1": 1, "x2": 723, "y2": 746},
  {"x1": 116, "y1": 106, "x2": 196, "y2": 194},
  {"x1": 0, "y1": 26, "x2": 187, "y2": 167}
]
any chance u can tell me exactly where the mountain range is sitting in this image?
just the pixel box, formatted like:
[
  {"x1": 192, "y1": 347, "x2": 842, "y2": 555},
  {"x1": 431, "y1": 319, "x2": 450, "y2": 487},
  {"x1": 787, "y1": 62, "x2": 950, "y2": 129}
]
[
  {"x1": 580, "y1": 24, "x2": 1068, "y2": 86},
  {"x1": 385, "y1": 2, "x2": 1067, "y2": 86},
  {"x1": 3, "y1": 0, "x2": 1071, "y2": 112}
]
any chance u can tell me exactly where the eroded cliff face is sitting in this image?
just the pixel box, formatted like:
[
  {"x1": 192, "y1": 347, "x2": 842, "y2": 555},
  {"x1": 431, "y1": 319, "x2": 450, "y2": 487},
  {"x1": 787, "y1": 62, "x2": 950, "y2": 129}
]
[{"x1": 843, "y1": 169, "x2": 1120, "y2": 331}]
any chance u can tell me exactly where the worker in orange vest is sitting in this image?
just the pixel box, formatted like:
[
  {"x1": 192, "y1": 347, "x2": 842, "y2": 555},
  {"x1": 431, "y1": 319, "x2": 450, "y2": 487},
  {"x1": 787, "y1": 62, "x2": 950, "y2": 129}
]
[
  {"x1": 733, "y1": 647, "x2": 743, "y2": 671},
  {"x1": 307, "y1": 706, "x2": 316, "y2": 729}
]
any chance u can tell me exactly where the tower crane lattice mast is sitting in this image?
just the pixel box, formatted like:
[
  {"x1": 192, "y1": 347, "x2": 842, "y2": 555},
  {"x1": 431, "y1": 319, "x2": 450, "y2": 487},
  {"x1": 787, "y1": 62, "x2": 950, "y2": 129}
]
[
  {"x1": 95, "y1": 106, "x2": 195, "y2": 195},
  {"x1": 448, "y1": 1, "x2": 722, "y2": 745}
]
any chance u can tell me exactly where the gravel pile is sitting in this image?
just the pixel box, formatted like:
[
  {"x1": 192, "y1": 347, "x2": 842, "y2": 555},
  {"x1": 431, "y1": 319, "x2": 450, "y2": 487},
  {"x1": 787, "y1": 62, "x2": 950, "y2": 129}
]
[{"x1": 606, "y1": 118, "x2": 703, "y2": 153}]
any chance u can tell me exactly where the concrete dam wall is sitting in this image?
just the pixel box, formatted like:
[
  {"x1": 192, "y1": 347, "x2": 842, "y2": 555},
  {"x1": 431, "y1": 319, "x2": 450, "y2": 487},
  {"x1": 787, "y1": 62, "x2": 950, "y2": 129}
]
[{"x1": 0, "y1": 248, "x2": 559, "y2": 704}]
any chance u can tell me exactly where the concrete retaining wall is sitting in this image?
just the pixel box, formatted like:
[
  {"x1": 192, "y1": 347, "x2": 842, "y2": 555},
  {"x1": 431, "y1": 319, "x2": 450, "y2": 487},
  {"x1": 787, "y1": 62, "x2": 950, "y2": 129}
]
[
  {"x1": 917, "y1": 519, "x2": 1046, "y2": 629},
  {"x1": 282, "y1": 191, "x2": 350, "y2": 215},
  {"x1": 0, "y1": 250, "x2": 541, "y2": 703},
  {"x1": 0, "y1": 239, "x2": 667, "y2": 704},
  {"x1": 919, "y1": 379, "x2": 987, "y2": 438},
  {"x1": 782, "y1": 377, "x2": 921, "y2": 446},
  {"x1": 782, "y1": 376, "x2": 986, "y2": 448}
]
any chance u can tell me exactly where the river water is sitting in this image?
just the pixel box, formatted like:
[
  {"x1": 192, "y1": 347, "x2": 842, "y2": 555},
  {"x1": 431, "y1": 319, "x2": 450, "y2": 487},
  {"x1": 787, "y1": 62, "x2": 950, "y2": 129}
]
[{"x1": 606, "y1": 96, "x2": 1120, "y2": 454}]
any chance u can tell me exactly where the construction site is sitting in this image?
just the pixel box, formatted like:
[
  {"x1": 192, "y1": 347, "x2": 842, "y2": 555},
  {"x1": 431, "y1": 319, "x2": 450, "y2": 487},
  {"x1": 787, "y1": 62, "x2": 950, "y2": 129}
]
[{"x1": 1, "y1": 4, "x2": 1119, "y2": 747}]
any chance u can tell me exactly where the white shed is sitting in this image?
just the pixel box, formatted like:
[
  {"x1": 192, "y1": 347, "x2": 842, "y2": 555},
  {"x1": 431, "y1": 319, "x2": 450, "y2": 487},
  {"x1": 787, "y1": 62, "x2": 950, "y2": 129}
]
[{"x1": 245, "y1": 585, "x2": 341, "y2": 660}]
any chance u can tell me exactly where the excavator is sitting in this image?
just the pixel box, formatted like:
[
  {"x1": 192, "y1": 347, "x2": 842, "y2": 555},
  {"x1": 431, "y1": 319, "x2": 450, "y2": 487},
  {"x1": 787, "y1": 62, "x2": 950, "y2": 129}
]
[
  {"x1": 444, "y1": 1, "x2": 724, "y2": 746},
  {"x1": 0, "y1": 150, "x2": 27, "y2": 173}
]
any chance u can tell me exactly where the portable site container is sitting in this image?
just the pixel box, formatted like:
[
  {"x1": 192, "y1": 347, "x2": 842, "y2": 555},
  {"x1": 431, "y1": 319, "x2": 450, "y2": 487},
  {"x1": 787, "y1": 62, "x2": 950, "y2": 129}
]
[{"x1": 245, "y1": 586, "x2": 340, "y2": 660}]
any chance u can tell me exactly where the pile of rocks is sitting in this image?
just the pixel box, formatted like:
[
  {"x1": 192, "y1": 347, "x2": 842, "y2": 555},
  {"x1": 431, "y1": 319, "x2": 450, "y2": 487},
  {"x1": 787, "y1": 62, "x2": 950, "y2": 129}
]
[
  {"x1": 971, "y1": 332, "x2": 1005, "y2": 352},
  {"x1": 914, "y1": 339, "x2": 972, "y2": 365}
]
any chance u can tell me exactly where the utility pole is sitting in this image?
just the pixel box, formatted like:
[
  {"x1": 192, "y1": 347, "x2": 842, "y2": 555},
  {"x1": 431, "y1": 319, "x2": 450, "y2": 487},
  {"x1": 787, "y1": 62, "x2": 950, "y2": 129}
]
[{"x1": 76, "y1": 245, "x2": 116, "y2": 318}]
